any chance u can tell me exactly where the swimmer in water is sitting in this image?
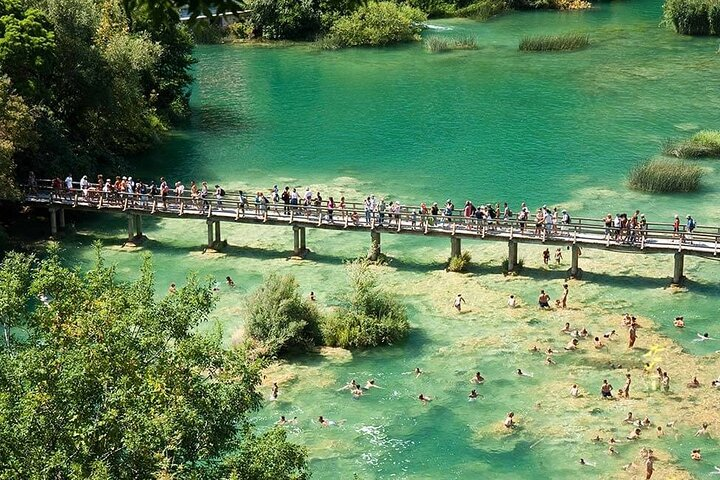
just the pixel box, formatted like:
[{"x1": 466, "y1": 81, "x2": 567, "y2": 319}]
[
  {"x1": 352, "y1": 387, "x2": 363, "y2": 398},
  {"x1": 695, "y1": 422, "x2": 709, "y2": 436},
  {"x1": 270, "y1": 382, "x2": 279, "y2": 400},
  {"x1": 225, "y1": 276, "x2": 235, "y2": 287},
  {"x1": 627, "y1": 428, "x2": 642, "y2": 440},
  {"x1": 687, "y1": 376, "x2": 701, "y2": 388},
  {"x1": 414, "y1": 367, "x2": 422, "y2": 378},
  {"x1": 694, "y1": 332, "x2": 714, "y2": 341},
  {"x1": 168, "y1": 283, "x2": 177, "y2": 294},
  {"x1": 674, "y1": 316, "x2": 684, "y2": 328},
  {"x1": 364, "y1": 380, "x2": 382, "y2": 390},
  {"x1": 710, "y1": 466, "x2": 720, "y2": 475},
  {"x1": 594, "y1": 337, "x2": 605, "y2": 349},
  {"x1": 562, "y1": 322, "x2": 571, "y2": 333},
  {"x1": 565, "y1": 338, "x2": 579, "y2": 351},
  {"x1": 517, "y1": 369, "x2": 533, "y2": 377},
  {"x1": 309, "y1": 291, "x2": 316, "y2": 301},
  {"x1": 338, "y1": 380, "x2": 358, "y2": 391},
  {"x1": 277, "y1": 415, "x2": 287, "y2": 425},
  {"x1": 507, "y1": 295, "x2": 517, "y2": 308},
  {"x1": 691, "y1": 449, "x2": 702, "y2": 461},
  {"x1": 656, "y1": 426, "x2": 664, "y2": 437},
  {"x1": 418, "y1": 393, "x2": 432, "y2": 405},
  {"x1": 609, "y1": 446, "x2": 618, "y2": 455},
  {"x1": 603, "y1": 329, "x2": 616, "y2": 339},
  {"x1": 645, "y1": 456, "x2": 654, "y2": 479},
  {"x1": 545, "y1": 356, "x2": 555, "y2": 365},
  {"x1": 529, "y1": 345, "x2": 539, "y2": 352},
  {"x1": 503, "y1": 412, "x2": 515, "y2": 428},
  {"x1": 579, "y1": 458, "x2": 595, "y2": 467},
  {"x1": 580, "y1": 328, "x2": 589, "y2": 338},
  {"x1": 471, "y1": 372, "x2": 485, "y2": 384},
  {"x1": 601, "y1": 379, "x2": 614, "y2": 399},
  {"x1": 624, "y1": 412, "x2": 634, "y2": 424},
  {"x1": 468, "y1": 389, "x2": 479, "y2": 400},
  {"x1": 570, "y1": 384, "x2": 580, "y2": 397},
  {"x1": 454, "y1": 293, "x2": 466, "y2": 312}
]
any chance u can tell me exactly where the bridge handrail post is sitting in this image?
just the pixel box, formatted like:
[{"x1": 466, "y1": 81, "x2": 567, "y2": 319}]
[{"x1": 151, "y1": 197, "x2": 157, "y2": 214}]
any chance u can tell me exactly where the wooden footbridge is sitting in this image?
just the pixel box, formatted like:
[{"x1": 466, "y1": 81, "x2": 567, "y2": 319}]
[{"x1": 24, "y1": 182, "x2": 720, "y2": 285}]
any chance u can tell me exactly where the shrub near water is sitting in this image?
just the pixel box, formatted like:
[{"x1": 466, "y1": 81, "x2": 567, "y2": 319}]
[
  {"x1": 628, "y1": 159, "x2": 703, "y2": 193},
  {"x1": 447, "y1": 251, "x2": 472, "y2": 272},
  {"x1": 321, "y1": 1, "x2": 427, "y2": 49},
  {"x1": 245, "y1": 273, "x2": 322, "y2": 356},
  {"x1": 662, "y1": 0, "x2": 720, "y2": 35},
  {"x1": 321, "y1": 260, "x2": 409, "y2": 349},
  {"x1": 664, "y1": 130, "x2": 720, "y2": 158},
  {"x1": 519, "y1": 33, "x2": 590, "y2": 51},
  {"x1": 456, "y1": 0, "x2": 508, "y2": 19},
  {"x1": 425, "y1": 35, "x2": 479, "y2": 52}
]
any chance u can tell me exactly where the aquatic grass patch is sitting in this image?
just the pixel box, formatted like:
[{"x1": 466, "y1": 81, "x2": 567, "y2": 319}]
[
  {"x1": 447, "y1": 251, "x2": 472, "y2": 272},
  {"x1": 662, "y1": 0, "x2": 720, "y2": 35},
  {"x1": 519, "y1": 33, "x2": 590, "y2": 51},
  {"x1": 424, "y1": 35, "x2": 479, "y2": 52},
  {"x1": 663, "y1": 130, "x2": 720, "y2": 158},
  {"x1": 628, "y1": 159, "x2": 703, "y2": 193}
]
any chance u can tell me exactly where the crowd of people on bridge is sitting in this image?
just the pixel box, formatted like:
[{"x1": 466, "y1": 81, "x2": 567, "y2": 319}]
[{"x1": 31, "y1": 171, "x2": 700, "y2": 244}]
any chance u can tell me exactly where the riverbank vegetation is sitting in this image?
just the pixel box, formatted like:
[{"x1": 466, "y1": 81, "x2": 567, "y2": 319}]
[
  {"x1": 519, "y1": 32, "x2": 589, "y2": 51},
  {"x1": 245, "y1": 273, "x2": 323, "y2": 356},
  {"x1": 425, "y1": 35, "x2": 479, "y2": 52},
  {"x1": 0, "y1": 244, "x2": 309, "y2": 479},
  {"x1": 447, "y1": 251, "x2": 472, "y2": 272},
  {"x1": 663, "y1": 130, "x2": 720, "y2": 158},
  {"x1": 662, "y1": 0, "x2": 720, "y2": 35},
  {"x1": 246, "y1": 260, "x2": 409, "y2": 352},
  {"x1": 628, "y1": 159, "x2": 703, "y2": 193}
]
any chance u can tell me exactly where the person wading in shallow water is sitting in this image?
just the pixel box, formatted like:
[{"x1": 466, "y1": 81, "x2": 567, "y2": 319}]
[
  {"x1": 454, "y1": 294, "x2": 466, "y2": 312},
  {"x1": 538, "y1": 290, "x2": 551, "y2": 309},
  {"x1": 628, "y1": 324, "x2": 637, "y2": 348}
]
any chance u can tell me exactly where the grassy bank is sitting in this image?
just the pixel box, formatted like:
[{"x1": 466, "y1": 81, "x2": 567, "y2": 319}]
[
  {"x1": 519, "y1": 33, "x2": 589, "y2": 51},
  {"x1": 628, "y1": 159, "x2": 703, "y2": 193},
  {"x1": 663, "y1": 130, "x2": 720, "y2": 158},
  {"x1": 662, "y1": 0, "x2": 720, "y2": 35}
]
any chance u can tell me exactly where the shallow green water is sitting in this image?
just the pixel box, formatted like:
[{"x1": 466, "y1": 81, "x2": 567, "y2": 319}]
[{"x1": 57, "y1": 0, "x2": 720, "y2": 477}]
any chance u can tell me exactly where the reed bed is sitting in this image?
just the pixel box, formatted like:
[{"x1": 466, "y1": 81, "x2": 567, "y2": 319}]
[
  {"x1": 663, "y1": 130, "x2": 720, "y2": 158},
  {"x1": 628, "y1": 159, "x2": 703, "y2": 193},
  {"x1": 425, "y1": 35, "x2": 479, "y2": 53},
  {"x1": 519, "y1": 33, "x2": 589, "y2": 51}
]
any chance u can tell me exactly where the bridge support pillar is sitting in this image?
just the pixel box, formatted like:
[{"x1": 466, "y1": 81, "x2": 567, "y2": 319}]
[
  {"x1": 49, "y1": 207, "x2": 58, "y2": 237},
  {"x1": 58, "y1": 208, "x2": 66, "y2": 229},
  {"x1": 125, "y1": 214, "x2": 146, "y2": 246},
  {"x1": 207, "y1": 221, "x2": 214, "y2": 248},
  {"x1": 292, "y1": 225, "x2": 307, "y2": 258},
  {"x1": 369, "y1": 229, "x2": 381, "y2": 261},
  {"x1": 214, "y1": 221, "x2": 221, "y2": 245},
  {"x1": 507, "y1": 240, "x2": 518, "y2": 272},
  {"x1": 450, "y1": 236, "x2": 461, "y2": 259},
  {"x1": 569, "y1": 245, "x2": 582, "y2": 279},
  {"x1": 134, "y1": 214, "x2": 143, "y2": 238},
  {"x1": 672, "y1": 252, "x2": 684, "y2": 285},
  {"x1": 206, "y1": 220, "x2": 224, "y2": 250}
]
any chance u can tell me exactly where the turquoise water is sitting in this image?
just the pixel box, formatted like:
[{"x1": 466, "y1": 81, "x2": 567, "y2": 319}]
[{"x1": 58, "y1": 0, "x2": 720, "y2": 477}]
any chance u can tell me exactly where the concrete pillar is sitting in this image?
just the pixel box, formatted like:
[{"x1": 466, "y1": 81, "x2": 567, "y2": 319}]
[
  {"x1": 207, "y1": 220, "x2": 214, "y2": 248},
  {"x1": 673, "y1": 252, "x2": 684, "y2": 285},
  {"x1": 214, "y1": 221, "x2": 221, "y2": 245},
  {"x1": 292, "y1": 225, "x2": 304, "y2": 256},
  {"x1": 49, "y1": 208, "x2": 57, "y2": 236},
  {"x1": 58, "y1": 209, "x2": 66, "y2": 229},
  {"x1": 127, "y1": 215, "x2": 134, "y2": 241},
  {"x1": 134, "y1": 215, "x2": 142, "y2": 237},
  {"x1": 450, "y1": 236, "x2": 461, "y2": 258},
  {"x1": 299, "y1": 226, "x2": 306, "y2": 252},
  {"x1": 507, "y1": 240, "x2": 518, "y2": 272},
  {"x1": 369, "y1": 230, "x2": 381, "y2": 261},
  {"x1": 570, "y1": 245, "x2": 580, "y2": 277}
]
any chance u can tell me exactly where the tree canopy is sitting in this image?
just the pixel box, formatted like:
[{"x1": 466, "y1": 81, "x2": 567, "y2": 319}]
[{"x1": 0, "y1": 244, "x2": 309, "y2": 479}]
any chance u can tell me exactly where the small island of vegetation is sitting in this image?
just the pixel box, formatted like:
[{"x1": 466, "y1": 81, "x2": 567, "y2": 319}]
[
  {"x1": 519, "y1": 32, "x2": 590, "y2": 51},
  {"x1": 628, "y1": 158, "x2": 703, "y2": 193}
]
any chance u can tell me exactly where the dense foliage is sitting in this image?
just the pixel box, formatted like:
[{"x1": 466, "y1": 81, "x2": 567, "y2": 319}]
[
  {"x1": 321, "y1": 1, "x2": 426, "y2": 48},
  {"x1": 628, "y1": 159, "x2": 703, "y2": 193},
  {"x1": 664, "y1": 130, "x2": 720, "y2": 158},
  {"x1": 245, "y1": 273, "x2": 323, "y2": 356},
  {"x1": 662, "y1": 0, "x2": 720, "y2": 35},
  {"x1": 0, "y1": 245, "x2": 309, "y2": 479},
  {"x1": 0, "y1": 0, "x2": 200, "y2": 197},
  {"x1": 447, "y1": 250, "x2": 472, "y2": 272},
  {"x1": 320, "y1": 260, "x2": 409, "y2": 349}
]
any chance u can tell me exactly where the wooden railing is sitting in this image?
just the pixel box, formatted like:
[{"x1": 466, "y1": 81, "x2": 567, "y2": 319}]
[{"x1": 24, "y1": 180, "x2": 720, "y2": 256}]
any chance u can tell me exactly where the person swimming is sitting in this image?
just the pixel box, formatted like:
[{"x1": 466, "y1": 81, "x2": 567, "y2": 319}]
[
  {"x1": 471, "y1": 372, "x2": 485, "y2": 384},
  {"x1": 565, "y1": 338, "x2": 579, "y2": 350},
  {"x1": 694, "y1": 332, "x2": 714, "y2": 341},
  {"x1": 309, "y1": 291, "x2": 316, "y2": 301},
  {"x1": 627, "y1": 428, "x2": 642, "y2": 440},
  {"x1": 687, "y1": 376, "x2": 701, "y2": 388},
  {"x1": 603, "y1": 329, "x2": 616, "y2": 339},
  {"x1": 695, "y1": 422, "x2": 709, "y2": 436},
  {"x1": 414, "y1": 367, "x2": 422, "y2": 378},
  {"x1": 352, "y1": 387, "x2": 363, "y2": 399},
  {"x1": 338, "y1": 380, "x2": 359, "y2": 391},
  {"x1": 468, "y1": 389, "x2": 479, "y2": 400},
  {"x1": 601, "y1": 380, "x2": 614, "y2": 399},
  {"x1": 517, "y1": 369, "x2": 533, "y2": 377},
  {"x1": 507, "y1": 295, "x2": 517, "y2": 308},
  {"x1": 623, "y1": 412, "x2": 634, "y2": 424},
  {"x1": 503, "y1": 412, "x2": 515, "y2": 428},
  {"x1": 594, "y1": 337, "x2": 604, "y2": 349},
  {"x1": 674, "y1": 316, "x2": 685, "y2": 328},
  {"x1": 270, "y1": 382, "x2": 279, "y2": 401},
  {"x1": 364, "y1": 380, "x2": 382, "y2": 390},
  {"x1": 562, "y1": 322, "x2": 571, "y2": 333},
  {"x1": 418, "y1": 393, "x2": 432, "y2": 404},
  {"x1": 691, "y1": 449, "x2": 702, "y2": 461},
  {"x1": 226, "y1": 276, "x2": 235, "y2": 287},
  {"x1": 570, "y1": 384, "x2": 580, "y2": 397}
]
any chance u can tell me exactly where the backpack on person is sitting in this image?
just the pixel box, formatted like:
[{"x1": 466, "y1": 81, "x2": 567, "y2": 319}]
[{"x1": 219, "y1": 188, "x2": 226, "y2": 197}]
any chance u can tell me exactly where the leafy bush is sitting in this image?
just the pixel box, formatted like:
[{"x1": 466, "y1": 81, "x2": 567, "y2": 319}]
[
  {"x1": 501, "y1": 257, "x2": 524, "y2": 275},
  {"x1": 321, "y1": 1, "x2": 427, "y2": 49},
  {"x1": 662, "y1": 0, "x2": 720, "y2": 35},
  {"x1": 249, "y1": 0, "x2": 322, "y2": 40},
  {"x1": 663, "y1": 130, "x2": 720, "y2": 158},
  {"x1": 190, "y1": 20, "x2": 226, "y2": 44},
  {"x1": 628, "y1": 159, "x2": 703, "y2": 193},
  {"x1": 245, "y1": 273, "x2": 322, "y2": 356},
  {"x1": 456, "y1": 0, "x2": 507, "y2": 19},
  {"x1": 425, "y1": 35, "x2": 479, "y2": 52},
  {"x1": 447, "y1": 250, "x2": 472, "y2": 272},
  {"x1": 321, "y1": 260, "x2": 409, "y2": 348},
  {"x1": 519, "y1": 33, "x2": 589, "y2": 51}
]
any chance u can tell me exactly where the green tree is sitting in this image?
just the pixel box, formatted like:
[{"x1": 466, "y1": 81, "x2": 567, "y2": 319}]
[
  {"x1": 245, "y1": 273, "x2": 323, "y2": 356},
  {"x1": 0, "y1": 244, "x2": 309, "y2": 479},
  {"x1": 0, "y1": 251, "x2": 33, "y2": 346},
  {"x1": 0, "y1": 76, "x2": 35, "y2": 199}
]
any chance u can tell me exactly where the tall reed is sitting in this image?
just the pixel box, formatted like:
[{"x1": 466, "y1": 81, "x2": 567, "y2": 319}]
[
  {"x1": 663, "y1": 130, "x2": 720, "y2": 158},
  {"x1": 628, "y1": 159, "x2": 703, "y2": 193},
  {"x1": 519, "y1": 33, "x2": 589, "y2": 51}
]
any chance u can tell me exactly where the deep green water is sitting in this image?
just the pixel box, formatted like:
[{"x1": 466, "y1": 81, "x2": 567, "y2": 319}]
[{"x1": 58, "y1": 0, "x2": 720, "y2": 477}]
